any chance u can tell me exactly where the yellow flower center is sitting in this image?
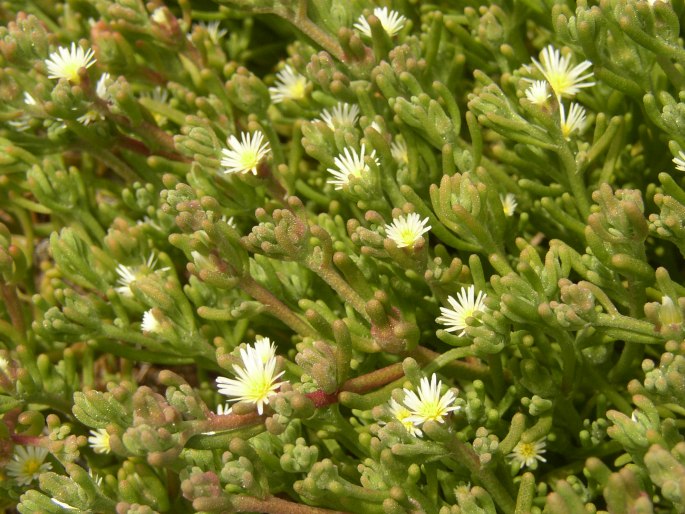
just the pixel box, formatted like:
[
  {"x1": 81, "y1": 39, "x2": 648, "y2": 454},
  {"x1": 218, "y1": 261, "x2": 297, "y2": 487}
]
[
  {"x1": 517, "y1": 442, "x2": 536, "y2": 459},
  {"x1": 23, "y1": 458, "x2": 42, "y2": 476},
  {"x1": 547, "y1": 72, "x2": 571, "y2": 97},
  {"x1": 64, "y1": 64, "x2": 82, "y2": 84},
  {"x1": 398, "y1": 228, "x2": 418, "y2": 247},
  {"x1": 239, "y1": 150, "x2": 259, "y2": 170},
  {"x1": 287, "y1": 79, "x2": 307, "y2": 100}
]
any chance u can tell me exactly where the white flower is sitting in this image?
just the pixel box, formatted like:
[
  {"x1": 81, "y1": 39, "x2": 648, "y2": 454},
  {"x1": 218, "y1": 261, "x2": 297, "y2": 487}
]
[
  {"x1": 223, "y1": 215, "x2": 237, "y2": 229},
  {"x1": 140, "y1": 86, "x2": 169, "y2": 104},
  {"x1": 559, "y1": 102, "x2": 586, "y2": 139},
  {"x1": 216, "y1": 403, "x2": 233, "y2": 415},
  {"x1": 354, "y1": 7, "x2": 407, "y2": 38},
  {"x1": 151, "y1": 7, "x2": 169, "y2": 24},
  {"x1": 658, "y1": 296, "x2": 681, "y2": 326},
  {"x1": 500, "y1": 193, "x2": 518, "y2": 217},
  {"x1": 403, "y1": 374, "x2": 459, "y2": 427},
  {"x1": 530, "y1": 45, "x2": 594, "y2": 99},
  {"x1": 524, "y1": 80, "x2": 551, "y2": 105},
  {"x1": 221, "y1": 131, "x2": 271, "y2": 175},
  {"x1": 269, "y1": 65, "x2": 309, "y2": 104},
  {"x1": 96, "y1": 72, "x2": 112, "y2": 100},
  {"x1": 88, "y1": 428, "x2": 111, "y2": 454},
  {"x1": 198, "y1": 21, "x2": 227, "y2": 44},
  {"x1": 326, "y1": 144, "x2": 379, "y2": 190},
  {"x1": 507, "y1": 438, "x2": 547, "y2": 470},
  {"x1": 141, "y1": 310, "x2": 162, "y2": 333},
  {"x1": 45, "y1": 43, "x2": 96, "y2": 84},
  {"x1": 384, "y1": 213, "x2": 431, "y2": 248},
  {"x1": 6, "y1": 446, "x2": 52, "y2": 485},
  {"x1": 673, "y1": 150, "x2": 685, "y2": 172},
  {"x1": 436, "y1": 285, "x2": 488, "y2": 336},
  {"x1": 253, "y1": 336, "x2": 277, "y2": 363},
  {"x1": 319, "y1": 103, "x2": 360, "y2": 129},
  {"x1": 24, "y1": 92, "x2": 36, "y2": 105},
  {"x1": 391, "y1": 136, "x2": 409, "y2": 167},
  {"x1": 216, "y1": 341, "x2": 286, "y2": 415},
  {"x1": 0, "y1": 355, "x2": 9, "y2": 373},
  {"x1": 388, "y1": 398, "x2": 421, "y2": 437},
  {"x1": 77, "y1": 109, "x2": 103, "y2": 125},
  {"x1": 115, "y1": 253, "x2": 168, "y2": 298}
]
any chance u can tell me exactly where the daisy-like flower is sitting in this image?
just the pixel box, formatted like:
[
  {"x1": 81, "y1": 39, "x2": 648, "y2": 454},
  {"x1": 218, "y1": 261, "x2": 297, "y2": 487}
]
[
  {"x1": 388, "y1": 398, "x2": 421, "y2": 437},
  {"x1": 673, "y1": 150, "x2": 685, "y2": 172},
  {"x1": 269, "y1": 65, "x2": 309, "y2": 104},
  {"x1": 403, "y1": 374, "x2": 459, "y2": 427},
  {"x1": 384, "y1": 213, "x2": 431, "y2": 249},
  {"x1": 500, "y1": 193, "x2": 518, "y2": 217},
  {"x1": 115, "y1": 253, "x2": 168, "y2": 298},
  {"x1": 507, "y1": 438, "x2": 547, "y2": 470},
  {"x1": 318, "y1": 103, "x2": 360, "y2": 129},
  {"x1": 531, "y1": 45, "x2": 594, "y2": 99},
  {"x1": 6, "y1": 446, "x2": 52, "y2": 486},
  {"x1": 216, "y1": 341, "x2": 286, "y2": 415},
  {"x1": 88, "y1": 428, "x2": 111, "y2": 454},
  {"x1": 198, "y1": 21, "x2": 228, "y2": 44},
  {"x1": 221, "y1": 131, "x2": 271, "y2": 175},
  {"x1": 253, "y1": 336, "x2": 277, "y2": 363},
  {"x1": 436, "y1": 285, "x2": 488, "y2": 336},
  {"x1": 390, "y1": 136, "x2": 409, "y2": 167},
  {"x1": 141, "y1": 310, "x2": 162, "y2": 334},
  {"x1": 354, "y1": 7, "x2": 407, "y2": 38},
  {"x1": 45, "y1": 43, "x2": 97, "y2": 84},
  {"x1": 326, "y1": 144, "x2": 379, "y2": 190},
  {"x1": 559, "y1": 102, "x2": 586, "y2": 139},
  {"x1": 524, "y1": 80, "x2": 551, "y2": 105}
]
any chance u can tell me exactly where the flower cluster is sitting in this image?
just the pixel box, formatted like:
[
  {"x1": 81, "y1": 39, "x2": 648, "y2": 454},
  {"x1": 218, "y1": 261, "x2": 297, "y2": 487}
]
[{"x1": 524, "y1": 45, "x2": 594, "y2": 139}]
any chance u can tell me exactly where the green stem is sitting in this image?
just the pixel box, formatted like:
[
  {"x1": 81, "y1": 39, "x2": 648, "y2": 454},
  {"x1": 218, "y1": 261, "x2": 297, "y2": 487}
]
[
  {"x1": 277, "y1": 6, "x2": 345, "y2": 62},
  {"x1": 0, "y1": 283, "x2": 26, "y2": 343},
  {"x1": 439, "y1": 430, "x2": 516, "y2": 514},
  {"x1": 233, "y1": 494, "x2": 349, "y2": 514},
  {"x1": 310, "y1": 264, "x2": 370, "y2": 322},
  {"x1": 90, "y1": 339, "x2": 195, "y2": 365},
  {"x1": 584, "y1": 363, "x2": 632, "y2": 414},
  {"x1": 239, "y1": 275, "x2": 317, "y2": 337},
  {"x1": 556, "y1": 143, "x2": 590, "y2": 220},
  {"x1": 422, "y1": 347, "x2": 477, "y2": 374}
]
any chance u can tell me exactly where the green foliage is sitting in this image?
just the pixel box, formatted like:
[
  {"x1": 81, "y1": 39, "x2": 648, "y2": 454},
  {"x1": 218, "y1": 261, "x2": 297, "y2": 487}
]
[{"x1": 0, "y1": 0, "x2": 684, "y2": 513}]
